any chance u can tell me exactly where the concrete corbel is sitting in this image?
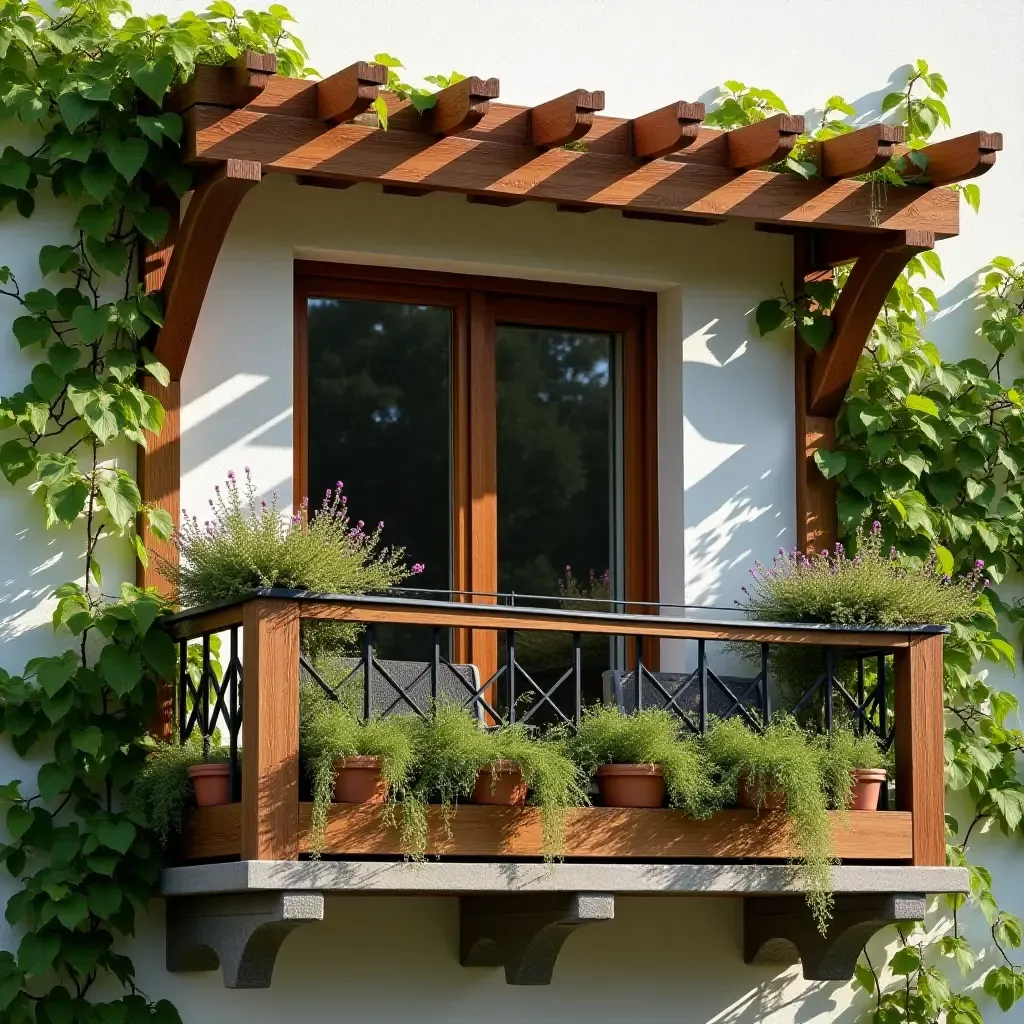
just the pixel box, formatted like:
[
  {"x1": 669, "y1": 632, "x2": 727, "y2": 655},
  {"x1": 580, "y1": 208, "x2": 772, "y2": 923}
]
[
  {"x1": 460, "y1": 892, "x2": 614, "y2": 985},
  {"x1": 166, "y1": 891, "x2": 324, "y2": 988},
  {"x1": 744, "y1": 893, "x2": 927, "y2": 980}
]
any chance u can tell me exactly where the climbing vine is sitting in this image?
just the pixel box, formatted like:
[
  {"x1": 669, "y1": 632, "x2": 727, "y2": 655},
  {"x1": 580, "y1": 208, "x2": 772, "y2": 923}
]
[{"x1": 737, "y1": 64, "x2": 1024, "y2": 1021}]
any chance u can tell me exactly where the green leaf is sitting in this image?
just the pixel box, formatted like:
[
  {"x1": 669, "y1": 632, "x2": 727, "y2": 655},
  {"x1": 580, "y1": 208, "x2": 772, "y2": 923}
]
[
  {"x1": 146, "y1": 505, "x2": 173, "y2": 541},
  {"x1": 37, "y1": 762, "x2": 72, "y2": 802},
  {"x1": 36, "y1": 652, "x2": 77, "y2": 696},
  {"x1": 804, "y1": 281, "x2": 837, "y2": 309},
  {"x1": 50, "y1": 480, "x2": 89, "y2": 525},
  {"x1": 31, "y1": 363, "x2": 63, "y2": 402},
  {"x1": 934, "y1": 544, "x2": 954, "y2": 576},
  {"x1": 105, "y1": 138, "x2": 148, "y2": 183},
  {"x1": 127, "y1": 57, "x2": 176, "y2": 103},
  {"x1": 925, "y1": 469, "x2": 961, "y2": 505},
  {"x1": 5, "y1": 804, "x2": 33, "y2": 840},
  {"x1": 86, "y1": 883, "x2": 122, "y2": 919},
  {"x1": 71, "y1": 303, "x2": 109, "y2": 343},
  {"x1": 813, "y1": 448, "x2": 846, "y2": 479},
  {"x1": 12, "y1": 315, "x2": 51, "y2": 348},
  {"x1": 754, "y1": 298, "x2": 786, "y2": 336},
  {"x1": 96, "y1": 819, "x2": 136, "y2": 854},
  {"x1": 98, "y1": 644, "x2": 142, "y2": 697},
  {"x1": 38, "y1": 245, "x2": 79, "y2": 277},
  {"x1": 0, "y1": 441, "x2": 37, "y2": 484},
  {"x1": 18, "y1": 931, "x2": 59, "y2": 976},
  {"x1": 143, "y1": 628, "x2": 176, "y2": 679},
  {"x1": 80, "y1": 159, "x2": 118, "y2": 204},
  {"x1": 135, "y1": 112, "x2": 183, "y2": 145},
  {"x1": 75, "y1": 204, "x2": 117, "y2": 240},
  {"x1": 56, "y1": 92, "x2": 98, "y2": 133},
  {"x1": 962, "y1": 183, "x2": 981, "y2": 213},
  {"x1": 133, "y1": 206, "x2": 171, "y2": 243},
  {"x1": 796, "y1": 312, "x2": 832, "y2": 352},
  {"x1": 47, "y1": 344, "x2": 79, "y2": 379},
  {"x1": 54, "y1": 893, "x2": 88, "y2": 929},
  {"x1": 906, "y1": 394, "x2": 939, "y2": 417},
  {"x1": 853, "y1": 961, "x2": 876, "y2": 994},
  {"x1": 890, "y1": 945, "x2": 921, "y2": 975},
  {"x1": 70, "y1": 726, "x2": 102, "y2": 756},
  {"x1": 98, "y1": 474, "x2": 141, "y2": 530},
  {"x1": 85, "y1": 236, "x2": 128, "y2": 276}
]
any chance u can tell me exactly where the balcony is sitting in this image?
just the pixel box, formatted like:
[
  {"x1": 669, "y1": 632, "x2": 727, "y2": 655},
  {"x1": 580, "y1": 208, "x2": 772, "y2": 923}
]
[{"x1": 157, "y1": 591, "x2": 966, "y2": 988}]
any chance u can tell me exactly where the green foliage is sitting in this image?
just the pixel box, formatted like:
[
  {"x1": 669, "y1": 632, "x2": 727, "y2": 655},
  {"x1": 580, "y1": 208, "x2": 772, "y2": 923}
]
[
  {"x1": 741, "y1": 524, "x2": 986, "y2": 627},
  {"x1": 0, "y1": 2, "x2": 311, "y2": 1019},
  {"x1": 127, "y1": 738, "x2": 228, "y2": 847},
  {"x1": 706, "y1": 717, "x2": 837, "y2": 935},
  {"x1": 298, "y1": 684, "x2": 420, "y2": 857},
  {"x1": 569, "y1": 705, "x2": 719, "y2": 818},
  {"x1": 368, "y1": 52, "x2": 465, "y2": 128}
]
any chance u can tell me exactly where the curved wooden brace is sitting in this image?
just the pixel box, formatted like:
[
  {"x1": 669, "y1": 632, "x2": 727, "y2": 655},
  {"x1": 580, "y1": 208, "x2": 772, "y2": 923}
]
[
  {"x1": 630, "y1": 101, "x2": 705, "y2": 159},
  {"x1": 153, "y1": 159, "x2": 262, "y2": 381},
  {"x1": 808, "y1": 229, "x2": 934, "y2": 416},
  {"x1": 529, "y1": 89, "x2": 605, "y2": 148}
]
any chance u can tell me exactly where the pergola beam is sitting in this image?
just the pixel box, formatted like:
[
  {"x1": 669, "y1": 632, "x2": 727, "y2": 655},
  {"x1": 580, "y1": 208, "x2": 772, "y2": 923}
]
[
  {"x1": 726, "y1": 113, "x2": 804, "y2": 170},
  {"x1": 427, "y1": 76, "x2": 500, "y2": 136},
  {"x1": 918, "y1": 131, "x2": 1003, "y2": 186},
  {"x1": 819, "y1": 123, "x2": 905, "y2": 178},
  {"x1": 316, "y1": 61, "x2": 387, "y2": 123}
]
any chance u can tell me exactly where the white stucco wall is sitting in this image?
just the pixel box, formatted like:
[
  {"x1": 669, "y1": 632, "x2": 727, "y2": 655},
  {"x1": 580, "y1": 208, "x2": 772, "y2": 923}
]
[{"x1": 2, "y1": 0, "x2": 1023, "y2": 1020}]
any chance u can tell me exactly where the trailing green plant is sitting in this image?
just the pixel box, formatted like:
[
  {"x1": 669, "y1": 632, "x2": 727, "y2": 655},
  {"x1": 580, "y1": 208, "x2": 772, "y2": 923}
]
[
  {"x1": 706, "y1": 716, "x2": 837, "y2": 935},
  {"x1": 814, "y1": 729, "x2": 888, "y2": 811},
  {"x1": 298, "y1": 683, "x2": 420, "y2": 857},
  {"x1": 569, "y1": 706, "x2": 719, "y2": 818},
  {"x1": 167, "y1": 470, "x2": 422, "y2": 658},
  {"x1": 408, "y1": 702, "x2": 587, "y2": 860},
  {"x1": 127, "y1": 737, "x2": 228, "y2": 848}
]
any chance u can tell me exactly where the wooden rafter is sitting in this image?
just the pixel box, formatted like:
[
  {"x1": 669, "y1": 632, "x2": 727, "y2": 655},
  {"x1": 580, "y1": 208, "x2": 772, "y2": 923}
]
[
  {"x1": 153, "y1": 158, "x2": 262, "y2": 380},
  {"x1": 818, "y1": 123, "x2": 905, "y2": 178},
  {"x1": 725, "y1": 113, "x2": 804, "y2": 170},
  {"x1": 630, "y1": 101, "x2": 705, "y2": 159},
  {"x1": 316, "y1": 61, "x2": 387, "y2": 123},
  {"x1": 917, "y1": 131, "x2": 1003, "y2": 186},
  {"x1": 529, "y1": 88, "x2": 605, "y2": 148},
  {"x1": 427, "y1": 76, "x2": 500, "y2": 136}
]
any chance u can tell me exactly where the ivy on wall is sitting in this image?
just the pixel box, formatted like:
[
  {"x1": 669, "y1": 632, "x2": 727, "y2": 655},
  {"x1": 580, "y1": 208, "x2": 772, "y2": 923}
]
[{"x1": 741, "y1": 65, "x2": 1024, "y2": 1022}]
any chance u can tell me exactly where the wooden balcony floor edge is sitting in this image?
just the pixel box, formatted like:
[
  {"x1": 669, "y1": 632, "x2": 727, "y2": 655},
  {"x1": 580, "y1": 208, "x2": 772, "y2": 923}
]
[{"x1": 180, "y1": 804, "x2": 913, "y2": 863}]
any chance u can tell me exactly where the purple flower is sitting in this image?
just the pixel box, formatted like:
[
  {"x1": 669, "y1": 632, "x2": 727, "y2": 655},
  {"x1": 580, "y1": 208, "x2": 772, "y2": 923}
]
[
  {"x1": 226, "y1": 469, "x2": 236, "y2": 482},
  {"x1": 975, "y1": 559, "x2": 985, "y2": 569},
  {"x1": 411, "y1": 563, "x2": 425, "y2": 575},
  {"x1": 378, "y1": 521, "x2": 384, "y2": 529},
  {"x1": 337, "y1": 480, "x2": 344, "y2": 490},
  {"x1": 985, "y1": 580, "x2": 991, "y2": 587},
  {"x1": 872, "y1": 520, "x2": 881, "y2": 534}
]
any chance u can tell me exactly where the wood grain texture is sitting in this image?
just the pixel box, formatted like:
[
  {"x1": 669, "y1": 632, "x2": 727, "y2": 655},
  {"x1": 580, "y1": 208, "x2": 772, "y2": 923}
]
[
  {"x1": 917, "y1": 131, "x2": 1003, "y2": 186},
  {"x1": 181, "y1": 804, "x2": 913, "y2": 862},
  {"x1": 529, "y1": 89, "x2": 605, "y2": 148},
  {"x1": 152, "y1": 159, "x2": 262, "y2": 380},
  {"x1": 234, "y1": 50, "x2": 277, "y2": 99},
  {"x1": 427, "y1": 76, "x2": 500, "y2": 136},
  {"x1": 630, "y1": 101, "x2": 705, "y2": 159},
  {"x1": 726, "y1": 113, "x2": 805, "y2": 170},
  {"x1": 894, "y1": 634, "x2": 946, "y2": 866},
  {"x1": 800, "y1": 415, "x2": 839, "y2": 555},
  {"x1": 185, "y1": 104, "x2": 960, "y2": 237},
  {"x1": 809, "y1": 231, "x2": 934, "y2": 416},
  {"x1": 819, "y1": 124, "x2": 905, "y2": 179},
  {"x1": 241, "y1": 599, "x2": 300, "y2": 860},
  {"x1": 136, "y1": 379, "x2": 180, "y2": 597},
  {"x1": 161, "y1": 604, "x2": 246, "y2": 642},
  {"x1": 316, "y1": 61, "x2": 388, "y2": 124}
]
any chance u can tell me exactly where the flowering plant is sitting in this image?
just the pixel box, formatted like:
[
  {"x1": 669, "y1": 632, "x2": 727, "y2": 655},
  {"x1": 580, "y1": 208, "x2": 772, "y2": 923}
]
[
  {"x1": 163, "y1": 470, "x2": 423, "y2": 655},
  {"x1": 740, "y1": 523, "x2": 987, "y2": 627}
]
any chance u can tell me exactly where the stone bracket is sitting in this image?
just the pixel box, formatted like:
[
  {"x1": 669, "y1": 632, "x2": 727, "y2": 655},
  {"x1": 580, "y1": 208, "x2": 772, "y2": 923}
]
[
  {"x1": 166, "y1": 891, "x2": 324, "y2": 988},
  {"x1": 744, "y1": 893, "x2": 927, "y2": 980},
  {"x1": 460, "y1": 892, "x2": 615, "y2": 985}
]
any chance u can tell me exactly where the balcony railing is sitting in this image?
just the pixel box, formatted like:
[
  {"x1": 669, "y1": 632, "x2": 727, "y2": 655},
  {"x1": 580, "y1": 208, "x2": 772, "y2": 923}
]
[{"x1": 160, "y1": 590, "x2": 948, "y2": 867}]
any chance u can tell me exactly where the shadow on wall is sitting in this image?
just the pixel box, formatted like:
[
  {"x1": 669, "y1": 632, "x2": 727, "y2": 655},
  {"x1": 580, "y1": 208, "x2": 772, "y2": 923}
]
[{"x1": 137, "y1": 895, "x2": 872, "y2": 1023}]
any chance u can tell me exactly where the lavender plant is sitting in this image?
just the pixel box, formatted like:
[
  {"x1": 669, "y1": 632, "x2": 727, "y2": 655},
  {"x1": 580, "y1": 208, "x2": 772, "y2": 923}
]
[
  {"x1": 163, "y1": 470, "x2": 423, "y2": 656},
  {"x1": 741, "y1": 522, "x2": 985, "y2": 628}
]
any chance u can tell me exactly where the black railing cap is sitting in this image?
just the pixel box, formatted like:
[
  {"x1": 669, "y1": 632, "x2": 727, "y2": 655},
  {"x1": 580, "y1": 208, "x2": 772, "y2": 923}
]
[{"x1": 158, "y1": 588, "x2": 952, "y2": 638}]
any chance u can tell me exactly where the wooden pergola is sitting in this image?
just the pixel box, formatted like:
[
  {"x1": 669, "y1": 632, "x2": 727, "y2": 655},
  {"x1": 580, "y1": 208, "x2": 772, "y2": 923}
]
[{"x1": 138, "y1": 53, "x2": 1002, "y2": 589}]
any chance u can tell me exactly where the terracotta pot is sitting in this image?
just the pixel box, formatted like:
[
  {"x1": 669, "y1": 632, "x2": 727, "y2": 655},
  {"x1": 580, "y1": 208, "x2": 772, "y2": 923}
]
[
  {"x1": 333, "y1": 756, "x2": 388, "y2": 804},
  {"x1": 851, "y1": 768, "x2": 887, "y2": 811},
  {"x1": 737, "y1": 773, "x2": 786, "y2": 811},
  {"x1": 596, "y1": 763, "x2": 666, "y2": 808},
  {"x1": 187, "y1": 763, "x2": 230, "y2": 807},
  {"x1": 473, "y1": 761, "x2": 528, "y2": 806}
]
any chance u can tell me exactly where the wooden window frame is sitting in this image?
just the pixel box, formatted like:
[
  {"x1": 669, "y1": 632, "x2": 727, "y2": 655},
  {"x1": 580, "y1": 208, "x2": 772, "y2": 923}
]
[{"x1": 294, "y1": 261, "x2": 659, "y2": 674}]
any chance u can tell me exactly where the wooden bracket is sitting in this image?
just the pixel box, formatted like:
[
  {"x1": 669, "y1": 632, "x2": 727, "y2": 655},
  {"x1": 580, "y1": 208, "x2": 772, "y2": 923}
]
[
  {"x1": 808, "y1": 230, "x2": 934, "y2": 416},
  {"x1": 425, "y1": 76, "x2": 500, "y2": 136},
  {"x1": 818, "y1": 123, "x2": 905, "y2": 178},
  {"x1": 917, "y1": 130, "x2": 1003, "y2": 186},
  {"x1": 153, "y1": 159, "x2": 262, "y2": 380},
  {"x1": 726, "y1": 113, "x2": 804, "y2": 170},
  {"x1": 317, "y1": 61, "x2": 388, "y2": 124},
  {"x1": 630, "y1": 101, "x2": 705, "y2": 159},
  {"x1": 529, "y1": 89, "x2": 605, "y2": 148}
]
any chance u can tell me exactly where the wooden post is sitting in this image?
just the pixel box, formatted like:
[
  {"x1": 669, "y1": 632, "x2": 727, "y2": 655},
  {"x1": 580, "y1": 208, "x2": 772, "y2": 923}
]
[
  {"x1": 893, "y1": 634, "x2": 945, "y2": 865},
  {"x1": 241, "y1": 599, "x2": 300, "y2": 860}
]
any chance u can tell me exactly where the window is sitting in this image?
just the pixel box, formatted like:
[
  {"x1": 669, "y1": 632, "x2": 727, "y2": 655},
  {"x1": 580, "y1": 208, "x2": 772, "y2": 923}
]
[{"x1": 295, "y1": 264, "x2": 658, "y2": 689}]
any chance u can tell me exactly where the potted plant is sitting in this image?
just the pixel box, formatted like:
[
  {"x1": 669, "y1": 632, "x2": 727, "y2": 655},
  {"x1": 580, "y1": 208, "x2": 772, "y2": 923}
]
[
  {"x1": 705, "y1": 716, "x2": 835, "y2": 934},
  {"x1": 299, "y1": 684, "x2": 421, "y2": 858},
  {"x1": 816, "y1": 728, "x2": 889, "y2": 811},
  {"x1": 128, "y1": 738, "x2": 230, "y2": 848},
  {"x1": 410, "y1": 703, "x2": 587, "y2": 859},
  {"x1": 569, "y1": 706, "x2": 718, "y2": 815}
]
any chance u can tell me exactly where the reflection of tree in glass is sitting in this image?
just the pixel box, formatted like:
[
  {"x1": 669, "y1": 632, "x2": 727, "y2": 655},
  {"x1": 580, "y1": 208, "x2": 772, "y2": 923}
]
[
  {"x1": 496, "y1": 326, "x2": 615, "y2": 601},
  {"x1": 306, "y1": 299, "x2": 451, "y2": 600}
]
